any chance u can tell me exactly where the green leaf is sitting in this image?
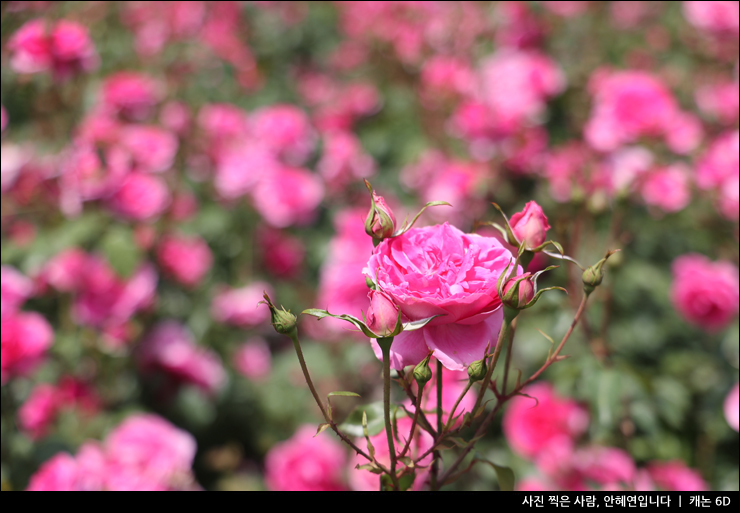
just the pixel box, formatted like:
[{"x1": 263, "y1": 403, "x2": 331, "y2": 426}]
[
  {"x1": 398, "y1": 473, "x2": 416, "y2": 492},
  {"x1": 100, "y1": 226, "x2": 142, "y2": 278},
  {"x1": 315, "y1": 423, "x2": 331, "y2": 437},
  {"x1": 478, "y1": 459, "x2": 516, "y2": 491},
  {"x1": 328, "y1": 391, "x2": 361, "y2": 398},
  {"x1": 301, "y1": 309, "x2": 378, "y2": 338},
  {"x1": 355, "y1": 464, "x2": 384, "y2": 475},
  {"x1": 339, "y1": 402, "x2": 404, "y2": 438},
  {"x1": 402, "y1": 315, "x2": 445, "y2": 332}
]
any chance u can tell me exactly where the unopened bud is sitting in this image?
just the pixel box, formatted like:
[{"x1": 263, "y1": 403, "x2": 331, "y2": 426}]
[
  {"x1": 366, "y1": 290, "x2": 400, "y2": 337},
  {"x1": 262, "y1": 293, "x2": 297, "y2": 336},
  {"x1": 413, "y1": 354, "x2": 433, "y2": 387},
  {"x1": 509, "y1": 201, "x2": 551, "y2": 250},
  {"x1": 501, "y1": 273, "x2": 535, "y2": 310},
  {"x1": 582, "y1": 250, "x2": 620, "y2": 295},
  {"x1": 467, "y1": 358, "x2": 487, "y2": 383},
  {"x1": 364, "y1": 186, "x2": 397, "y2": 241}
]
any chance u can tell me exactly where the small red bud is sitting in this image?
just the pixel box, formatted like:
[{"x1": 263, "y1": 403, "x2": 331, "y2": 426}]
[
  {"x1": 509, "y1": 201, "x2": 551, "y2": 250},
  {"x1": 502, "y1": 273, "x2": 535, "y2": 309},
  {"x1": 366, "y1": 290, "x2": 400, "y2": 337}
]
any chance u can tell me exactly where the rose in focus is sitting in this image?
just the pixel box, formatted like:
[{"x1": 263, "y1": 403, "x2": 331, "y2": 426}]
[{"x1": 364, "y1": 223, "x2": 518, "y2": 371}]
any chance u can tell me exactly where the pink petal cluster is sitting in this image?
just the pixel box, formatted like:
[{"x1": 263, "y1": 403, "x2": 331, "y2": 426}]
[
  {"x1": 157, "y1": 234, "x2": 213, "y2": 288},
  {"x1": 19, "y1": 378, "x2": 100, "y2": 439},
  {"x1": 257, "y1": 227, "x2": 305, "y2": 279},
  {"x1": 503, "y1": 382, "x2": 589, "y2": 459},
  {"x1": 252, "y1": 105, "x2": 316, "y2": 166},
  {"x1": 317, "y1": 131, "x2": 375, "y2": 194},
  {"x1": 671, "y1": 254, "x2": 739, "y2": 332},
  {"x1": 265, "y1": 425, "x2": 347, "y2": 491},
  {"x1": 585, "y1": 69, "x2": 701, "y2": 154},
  {"x1": 365, "y1": 223, "x2": 518, "y2": 371},
  {"x1": 696, "y1": 130, "x2": 739, "y2": 221},
  {"x1": 8, "y1": 19, "x2": 97, "y2": 81},
  {"x1": 101, "y1": 72, "x2": 162, "y2": 121},
  {"x1": 138, "y1": 321, "x2": 226, "y2": 394},
  {"x1": 27, "y1": 414, "x2": 199, "y2": 491},
  {"x1": 233, "y1": 337, "x2": 272, "y2": 382},
  {"x1": 644, "y1": 461, "x2": 709, "y2": 491},
  {"x1": 1, "y1": 265, "x2": 34, "y2": 319},
  {"x1": 108, "y1": 173, "x2": 171, "y2": 221},
  {"x1": 118, "y1": 125, "x2": 178, "y2": 174},
  {"x1": 683, "y1": 1, "x2": 740, "y2": 36},
  {"x1": 252, "y1": 166, "x2": 325, "y2": 228},
  {"x1": 641, "y1": 164, "x2": 692, "y2": 213},
  {"x1": 1, "y1": 311, "x2": 54, "y2": 385},
  {"x1": 309, "y1": 208, "x2": 375, "y2": 340},
  {"x1": 212, "y1": 282, "x2": 274, "y2": 328},
  {"x1": 725, "y1": 383, "x2": 739, "y2": 432},
  {"x1": 349, "y1": 416, "x2": 434, "y2": 491}
]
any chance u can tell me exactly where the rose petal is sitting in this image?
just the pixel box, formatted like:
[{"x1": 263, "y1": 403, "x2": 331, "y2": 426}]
[
  {"x1": 369, "y1": 328, "x2": 429, "y2": 370},
  {"x1": 423, "y1": 311, "x2": 503, "y2": 371}
]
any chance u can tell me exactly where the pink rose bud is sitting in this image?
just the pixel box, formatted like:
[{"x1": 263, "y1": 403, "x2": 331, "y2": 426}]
[
  {"x1": 510, "y1": 201, "x2": 551, "y2": 250},
  {"x1": 366, "y1": 290, "x2": 400, "y2": 337},
  {"x1": 364, "y1": 190, "x2": 397, "y2": 240},
  {"x1": 502, "y1": 272, "x2": 535, "y2": 309}
]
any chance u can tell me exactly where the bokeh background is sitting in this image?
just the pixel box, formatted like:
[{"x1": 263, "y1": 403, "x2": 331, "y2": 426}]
[{"x1": 1, "y1": 1, "x2": 738, "y2": 491}]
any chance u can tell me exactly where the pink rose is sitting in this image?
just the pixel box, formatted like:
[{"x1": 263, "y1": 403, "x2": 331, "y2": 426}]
[
  {"x1": 502, "y1": 382, "x2": 589, "y2": 458},
  {"x1": 365, "y1": 223, "x2": 518, "y2": 371},
  {"x1": 252, "y1": 104, "x2": 316, "y2": 165},
  {"x1": 1, "y1": 105, "x2": 8, "y2": 132},
  {"x1": 684, "y1": 1, "x2": 740, "y2": 35},
  {"x1": 509, "y1": 201, "x2": 552, "y2": 249},
  {"x1": 646, "y1": 460, "x2": 708, "y2": 491},
  {"x1": 105, "y1": 414, "x2": 198, "y2": 489},
  {"x1": 101, "y1": 72, "x2": 161, "y2": 121},
  {"x1": 157, "y1": 234, "x2": 213, "y2": 288},
  {"x1": 233, "y1": 337, "x2": 272, "y2": 382},
  {"x1": 257, "y1": 227, "x2": 305, "y2": 278},
  {"x1": 725, "y1": 383, "x2": 739, "y2": 432},
  {"x1": 1, "y1": 265, "x2": 34, "y2": 319},
  {"x1": 251, "y1": 166, "x2": 324, "y2": 228},
  {"x1": 41, "y1": 248, "x2": 90, "y2": 293},
  {"x1": 641, "y1": 164, "x2": 692, "y2": 213},
  {"x1": 265, "y1": 425, "x2": 347, "y2": 491},
  {"x1": 1, "y1": 311, "x2": 54, "y2": 384},
  {"x1": 119, "y1": 125, "x2": 178, "y2": 174},
  {"x1": 19, "y1": 384, "x2": 59, "y2": 440},
  {"x1": 212, "y1": 282, "x2": 274, "y2": 327},
  {"x1": 671, "y1": 254, "x2": 739, "y2": 332},
  {"x1": 318, "y1": 131, "x2": 375, "y2": 194},
  {"x1": 108, "y1": 173, "x2": 170, "y2": 221},
  {"x1": 138, "y1": 321, "x2": 226, "y2": 394},
  {"x1": 26, "y1": 453, "x2": 81, "y2": 491}
]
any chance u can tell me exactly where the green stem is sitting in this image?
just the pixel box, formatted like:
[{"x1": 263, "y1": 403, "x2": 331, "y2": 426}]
[
  {"x1": 399, "y1": 384, "x2": 423, "y2": 459},
  {"x1": 430, "y1": 360, "x2": 444, "y2": 490},
  {"x1": 501, "y1": 318, "x2": 517, "y2": 397},
  {"x1": 444, "y1": 381, "x2": 473, "y2": 433},
  {"x1": 380, "y1": 339, "x2": 400, "y2": 491},
  {"x1": 289, "y1": 332, "x2": 390, "y2": 474}
]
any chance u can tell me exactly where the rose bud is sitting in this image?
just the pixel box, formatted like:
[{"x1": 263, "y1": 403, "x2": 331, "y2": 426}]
[
  {"x1": 509, "y1": 201, "x2": 551, "y2": 250},
  {"x1": 262, "y1": 293, "x2": 298, "y2": 336},
  {"x1": 501, "y1": 273, "x2": 536, "y2": 310},
  {"x1": 365, "y1": 190, "x2": 397, "y2": 241},
  {"x1": 366, "y1": 290, "x2": 400, "y2": 338},
  {"x1": 467, "y1": 358, "x2": 487, "y2": 383},
  {"x1": 413, "y1": 353, "x2": 433, "y2": 387}
]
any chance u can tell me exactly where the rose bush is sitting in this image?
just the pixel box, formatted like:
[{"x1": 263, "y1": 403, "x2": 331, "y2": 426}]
[{"x1": 364, "y1": 223, "x2": 518, "y2": 371}]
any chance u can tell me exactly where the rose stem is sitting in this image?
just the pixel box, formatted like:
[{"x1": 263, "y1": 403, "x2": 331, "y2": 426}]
[
  {"x1": 288, "y1": 332, "x2": 390, "y2": 474},
  {"x1": 430, "y1": 359, "x2": 444, "y2": 491},
  {"x1": 438, "y1": 293, "x2": 590, "y2": 486},
  {"x1": 501, "y1": 317, "x2": 517, "y2": 396},
  {"x1": 443, "y1": 381, "x2": 473, "y2": 433},
  {"x1": 397, "y1": 369, "x2": 438, "y2": 437},
  {"x1": 379, "y1": 338, "x2": 401, "y2": 491},
  {"x1": 399, "y1": 384, "x2": 424, "y2": 459}
]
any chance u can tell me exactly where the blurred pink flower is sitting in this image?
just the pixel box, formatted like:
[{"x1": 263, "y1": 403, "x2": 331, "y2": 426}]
[
  {"x1": 233, "y1": 337, "x2": 272, "y2": 382},
  {"x1": 214, "y1": 144, "x2": 277, "y2": 200},
  {"x1": 641, "y1": 164, "x2": 692, "y2": 213},
  {"x1": 101, "y1": 72, "x2": 161, "y2": 121},
  {"x1": 725, "y1": 383, "x2": 739, "y2": 432},
  {"x1": 252, "y1": 105, "x2": 316, "y2": 165},
  {"x1": 502, "y1": 382, "x2": 589, "y2": 459},
  {"x1": 251, "y1": 166, "x2": 324, "y2": 228},
  {"x1": 646, "y1": 460, "x2": 708, "y2": 491},
  {"x1": 1, "y1": 265, "x2": 34, "y2": 319},
  {"x1": 1, "y1": 311, "x2": 54, "y2": 384},
  {"x1": 541, "y1": 1, "x2": 592, "y2": 17},
  {"x1": 212, "y1": 282, "x2": 274, "y2": 328},
  {"x1": 198, "y1": 103, "x2": 250, "y2": 147},
  {"x1": 696, "y1": 80, "x2": 739, "y2": 124},
  {"x1": 585, "y1": 69, "x2": 699, "y2": 153},
  {"x1": 41, "y1": 248, "x2": 90, "y2": 293},
  {"x1": 19, "y1": 384, "x2": 58, "y2": 440},
  {"x1": 696, "y1": 130, "x2": 739, "y2": 220},
  {"x1": 257, "y1": 227, "x2": 305, "y2": 279},
  {"x1": 9, "y1": 19, "x2": 97, "y2": 80},
  {"x1": 119, "y1": 125, "x2": 178, "y2": 174},
  {"x1": 157, "y1": 234, "x2": 213, "y2": 288},
  {"x1": 26, "y1": 453, "x2": 82, "y2": 491},
  {"x1": 309, "y1": 208, "x2": 374, "y2": 341},
  {"x1": 684, "y1": 1, "x2": 739, "y2": 35},
  {"x1": 108, "y1": 173, "x2": 170, "y2": 221},
  {"x1": 317, "y1": 131, "x2": 375, "y2": 194},
  {"x1": 1, "y1": 105, "x2": 8, "y2": 132},
  {"x1": 138, "y1": 321, "x2": 226, "y2": 394},
  {"x1": 420, "y1": 56, "x2": 474, "y2": 104},
  {"x1": 671, "y1": 254, "x2": 739, "y2": 332},
  {"x1": 266, "y1": 425, "x2": 347, "y2": 491},
  {"x1": 572, "y1": 446, "x2": 636, "y2": 490},
  {"x1": 159, "y1": 101, "x2": 191, "y2": 135}
]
